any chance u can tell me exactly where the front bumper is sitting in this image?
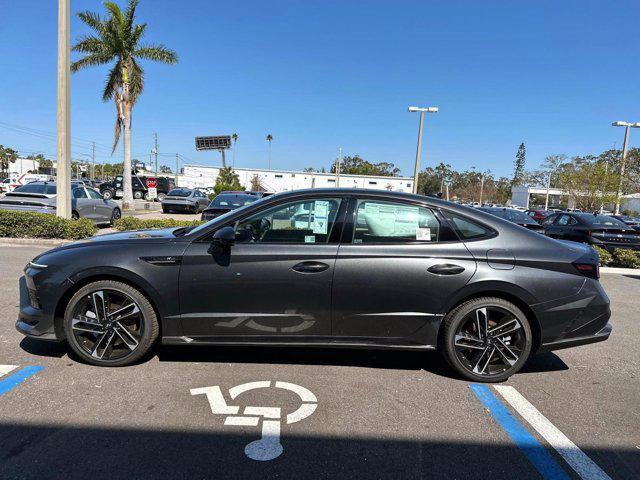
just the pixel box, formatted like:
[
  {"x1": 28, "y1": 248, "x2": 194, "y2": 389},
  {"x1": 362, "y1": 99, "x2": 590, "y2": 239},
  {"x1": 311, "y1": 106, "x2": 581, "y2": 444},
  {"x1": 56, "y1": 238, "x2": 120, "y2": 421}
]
[{"x1": 15, "y1": 276, "x2": 60, "y2": 342}]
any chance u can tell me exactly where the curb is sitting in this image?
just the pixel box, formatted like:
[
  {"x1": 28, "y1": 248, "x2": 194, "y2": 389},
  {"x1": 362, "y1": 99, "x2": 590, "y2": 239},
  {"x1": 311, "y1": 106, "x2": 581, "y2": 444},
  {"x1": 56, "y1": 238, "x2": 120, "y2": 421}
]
[
  {"x1": 0, "y1": 237, "x2": 69, "y2": 247},
  {"x1": 600, "y1": 266, "x2": 640, "y2": 275}
]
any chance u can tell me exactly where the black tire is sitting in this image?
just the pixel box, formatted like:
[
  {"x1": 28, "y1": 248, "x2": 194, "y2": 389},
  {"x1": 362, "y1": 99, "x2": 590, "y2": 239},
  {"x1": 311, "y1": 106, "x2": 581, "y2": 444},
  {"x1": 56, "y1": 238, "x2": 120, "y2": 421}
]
[
  {"x1": 156, "y1": 193, "x2": 166, "y2": 202},
  {"x1": 63, "y1": 280, "x2": 159, "y2": 367},
  {"x1": 109, "y1": 207, "x2": 121, "y2": 226},
  {"x1": 162, "y1": 208, "x2": 170, "y2": 214},
  {"x1": 440, "y1": 297, "x2": 532, "y2": 383},
  {"x1": 102, "y1": 189, "x2": 114, "y2": 200},
  {"x1": 144, "y1": 192, "x2": 152, "y2": 201},
  {"x1": 133, "y1": 190, "x2": 144, "y2": 200},
  {"x1": 71, "y1": 210, "x2": 80, "y2": 220}
]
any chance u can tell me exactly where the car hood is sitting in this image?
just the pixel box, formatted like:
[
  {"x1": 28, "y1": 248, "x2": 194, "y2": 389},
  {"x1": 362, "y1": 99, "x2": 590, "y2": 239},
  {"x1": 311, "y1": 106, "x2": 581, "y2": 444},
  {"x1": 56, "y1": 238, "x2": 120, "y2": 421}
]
[{"x1": 46, "y1": 228, "x2": 180, "y2": 254}]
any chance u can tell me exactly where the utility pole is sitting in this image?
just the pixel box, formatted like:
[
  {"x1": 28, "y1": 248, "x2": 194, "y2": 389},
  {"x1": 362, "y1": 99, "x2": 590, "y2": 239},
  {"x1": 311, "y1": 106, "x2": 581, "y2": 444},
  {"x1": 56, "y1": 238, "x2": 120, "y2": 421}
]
[
  {"x1": 544, "y1": 171, "x2": 551, "y2": 210},
  {"x1": 56, "y1": 0, "x2": 71, "y2": 219},
  {"x1": 611, "y1": 121, "x2": 639, "y2": 214},
  {"x1": 91, "y1": 141, "x2": 96, "y2": 180},
  {"x1": 336, "y1": 147, "x2": 342, "y2": 187},
  {"x1": 175, "y1": 153, "x2": 179, "y2": 185},
  {"x1": 154, "y1": 132, "x2": 158, "y2": 177},
  {"x1": 479, "y1": 174, "x2": 485, "y2": 204},
  {"x1": 445, "y1": 183, "x2": 450, "y2": 201},
  {"x1": 408, "y1": 106, "x2": 438, "y2": 194}
]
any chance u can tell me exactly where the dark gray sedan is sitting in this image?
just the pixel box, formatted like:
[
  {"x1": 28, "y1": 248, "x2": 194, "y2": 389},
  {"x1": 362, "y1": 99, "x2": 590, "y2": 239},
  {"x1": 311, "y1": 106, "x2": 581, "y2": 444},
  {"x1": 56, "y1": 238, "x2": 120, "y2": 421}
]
[
  {"x1": 161, "y1": 188, "x2": 210, "y2": 214},
  {"x1": 0, "y1": 181, "x2": 121, "y2": 225}
]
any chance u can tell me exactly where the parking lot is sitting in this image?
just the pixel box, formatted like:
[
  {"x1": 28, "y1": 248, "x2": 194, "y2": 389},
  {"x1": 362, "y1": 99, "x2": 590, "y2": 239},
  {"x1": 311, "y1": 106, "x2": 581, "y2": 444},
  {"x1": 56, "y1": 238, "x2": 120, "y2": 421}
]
[{"x1": 0, "y1": 244, "x2": 638, "y2": 479}]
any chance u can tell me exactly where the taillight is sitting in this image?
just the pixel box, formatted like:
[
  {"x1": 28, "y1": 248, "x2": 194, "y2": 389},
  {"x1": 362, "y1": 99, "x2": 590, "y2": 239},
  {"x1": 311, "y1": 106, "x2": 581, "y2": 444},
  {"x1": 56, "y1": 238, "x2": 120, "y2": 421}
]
[{"x1": 573, "y1": 262, "x2": 599, "y2": 279}]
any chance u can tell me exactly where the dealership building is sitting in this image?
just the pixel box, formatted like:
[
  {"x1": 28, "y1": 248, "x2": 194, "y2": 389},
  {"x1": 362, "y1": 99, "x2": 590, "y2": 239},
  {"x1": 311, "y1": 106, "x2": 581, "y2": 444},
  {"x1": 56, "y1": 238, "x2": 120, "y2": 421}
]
[{"x1": 178, "y1": 165, "x2": 415, "y2": 193}]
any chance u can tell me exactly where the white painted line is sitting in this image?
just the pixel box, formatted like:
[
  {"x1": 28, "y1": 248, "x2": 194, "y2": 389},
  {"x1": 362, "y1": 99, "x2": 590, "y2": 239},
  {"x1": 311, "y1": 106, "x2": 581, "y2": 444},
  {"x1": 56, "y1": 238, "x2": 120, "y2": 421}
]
[
  {"x1": 244, "y1": 406, "x2": 281, "y2": 419},
  {"x1": 225, "y1": 416, "x2": 260, "y2": 427},
  {"x1": 275, "y1": 381, "x2": 317, "y2": 402},
  {"x1": 0, "y1": 365, "x2": 18, "y2": 378},
  {"x1": 244, "y1": 420, "x2": 283, "y2": 461},
  {"x1": 190, "y1": 386, "x2": 240, "y2": 415},
  {"x1": 494, "y1": 385, "x2": 612, "y2": 480},
  {"x1": 229, "y1": 381, "x2": 271, "y2": 399},
  {"x1": 287, "y1": 403, "x2": 317, "y2": 424}
]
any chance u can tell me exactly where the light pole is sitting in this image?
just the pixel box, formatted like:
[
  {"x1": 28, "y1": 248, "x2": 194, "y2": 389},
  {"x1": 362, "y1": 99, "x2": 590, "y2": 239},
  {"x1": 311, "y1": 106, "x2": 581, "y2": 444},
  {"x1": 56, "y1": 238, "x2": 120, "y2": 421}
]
[
  {"x1": 56, "y1": 0, "x2": 71, "y2": 218},
  {"x1": 408, "y1": 106, "x2": 438, "y2": 194},
  {"x1": 612, "y1": 121, "x2": 640, "y2": 214}
]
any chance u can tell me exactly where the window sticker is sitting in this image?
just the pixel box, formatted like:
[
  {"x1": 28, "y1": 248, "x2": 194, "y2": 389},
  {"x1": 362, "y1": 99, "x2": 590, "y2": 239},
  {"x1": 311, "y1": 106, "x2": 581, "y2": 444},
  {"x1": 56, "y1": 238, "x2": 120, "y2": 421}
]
[
  {"x1": 416, "y1": 227, "x2": 431, "y2": 241},
  {"x1": 304, "y1": 235, "x2": 316, "y2": 243},
  {"x1": 312, "y1": 200, "x2": 329, "y2": 234},
  {"x1": 363, "y1": 202, "x2": 419, "y2": 237}
]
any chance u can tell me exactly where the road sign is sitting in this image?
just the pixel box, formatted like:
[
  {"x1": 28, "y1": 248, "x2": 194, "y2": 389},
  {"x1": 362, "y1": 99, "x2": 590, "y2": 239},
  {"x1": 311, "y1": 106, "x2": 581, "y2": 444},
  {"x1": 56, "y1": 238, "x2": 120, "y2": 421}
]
[
  {"x1": 146, "y1": 177, "x2": 158, "y2": 188},
  {"x1": 147, "y1": 187, "x2": 158, "y2": 200}
]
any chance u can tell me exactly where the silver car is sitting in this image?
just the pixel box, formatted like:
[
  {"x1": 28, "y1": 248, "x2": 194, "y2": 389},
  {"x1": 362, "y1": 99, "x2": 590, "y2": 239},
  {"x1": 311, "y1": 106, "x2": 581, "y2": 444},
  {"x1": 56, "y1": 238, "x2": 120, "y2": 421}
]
[
  {"x1": 0, "y1": 181, "x2": 121, "y2": 225},
  {"x1": 161, "y1": 188, "x2": 210, "y2": 214}
]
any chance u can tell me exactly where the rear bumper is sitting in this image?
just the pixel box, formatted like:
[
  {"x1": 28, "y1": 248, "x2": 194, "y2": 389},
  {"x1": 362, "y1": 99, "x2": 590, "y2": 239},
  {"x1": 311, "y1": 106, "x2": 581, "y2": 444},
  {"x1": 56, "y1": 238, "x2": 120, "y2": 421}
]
[
  {"x1": 162, "y1": 202, "x2": 196, "y2": 212},
  {"x1": 538, "y1": 322, "x2": 611, "y2": 352}
]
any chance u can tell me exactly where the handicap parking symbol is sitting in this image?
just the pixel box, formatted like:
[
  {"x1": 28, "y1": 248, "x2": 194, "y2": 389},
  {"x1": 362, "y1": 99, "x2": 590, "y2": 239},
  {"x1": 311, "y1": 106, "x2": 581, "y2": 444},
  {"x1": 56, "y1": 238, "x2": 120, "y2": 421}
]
[{"x1": 191, "y1": 380, "x2": 317, "y2": 461}]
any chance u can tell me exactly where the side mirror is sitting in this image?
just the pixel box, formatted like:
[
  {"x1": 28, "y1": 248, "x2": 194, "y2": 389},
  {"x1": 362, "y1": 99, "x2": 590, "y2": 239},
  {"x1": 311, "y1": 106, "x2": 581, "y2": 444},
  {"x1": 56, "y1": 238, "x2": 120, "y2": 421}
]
[{"x1": 208, "y1": 226, "x2": 235, "y2": 255}]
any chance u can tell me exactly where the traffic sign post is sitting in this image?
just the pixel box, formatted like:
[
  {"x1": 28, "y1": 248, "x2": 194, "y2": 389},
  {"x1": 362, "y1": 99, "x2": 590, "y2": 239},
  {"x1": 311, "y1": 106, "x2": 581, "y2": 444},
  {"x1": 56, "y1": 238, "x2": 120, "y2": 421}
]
[{"x1": 146, "y1": 178, "x2": 158, "y2": 201}]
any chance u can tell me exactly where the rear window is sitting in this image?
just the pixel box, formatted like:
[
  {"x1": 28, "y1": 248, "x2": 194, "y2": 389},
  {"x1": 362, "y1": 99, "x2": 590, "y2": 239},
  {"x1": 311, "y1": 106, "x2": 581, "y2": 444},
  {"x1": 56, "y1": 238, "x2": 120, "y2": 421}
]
[
  {"x1": 14, "y1": 184, "x2": 57, "y2": 194},
  {"x1": 210, "y1": 194, "x2": 258, "y2": 208},
  {"x1": 483, "y1": 208, "x2": 538, "y2": 225},
  {"x1": 577, "y1": 214, "x2": 628, "y2": 227},
  {"x1": 167, "y1": 189, "x2": 192, "y2": 197},
  {"x1": 445, "y1": 212, "x2": 495, "y2": 240}
]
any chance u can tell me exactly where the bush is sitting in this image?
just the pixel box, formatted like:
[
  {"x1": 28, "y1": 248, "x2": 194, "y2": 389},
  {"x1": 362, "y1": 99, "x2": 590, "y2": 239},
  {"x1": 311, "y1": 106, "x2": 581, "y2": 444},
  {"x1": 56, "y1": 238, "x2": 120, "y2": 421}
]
[
  {"x1": 612, "y1": 249, "x2": 640, "y2": 269},
  {"x1": 593, "y1": 246, "x2": 613, "y2": 267},
  {"x1": 114, "y1": 216, "x2": 204, "y2": 231},
  {"x1": 0, "y1": 210, "x2": 97, "y2": 240}
]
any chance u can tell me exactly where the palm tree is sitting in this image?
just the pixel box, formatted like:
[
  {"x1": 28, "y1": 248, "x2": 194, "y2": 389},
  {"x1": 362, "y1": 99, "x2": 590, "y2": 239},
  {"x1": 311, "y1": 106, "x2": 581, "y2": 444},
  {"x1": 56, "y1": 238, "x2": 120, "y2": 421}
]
[
  {"x1": 71, "y1": 0, "x2": 178, "y2": 210},
  {"x1": 232, "y1": 132, "x2": 238, "y2": 168},
  {"x1": 266, "y1": 134, "x2": 273, "y2": 170}
]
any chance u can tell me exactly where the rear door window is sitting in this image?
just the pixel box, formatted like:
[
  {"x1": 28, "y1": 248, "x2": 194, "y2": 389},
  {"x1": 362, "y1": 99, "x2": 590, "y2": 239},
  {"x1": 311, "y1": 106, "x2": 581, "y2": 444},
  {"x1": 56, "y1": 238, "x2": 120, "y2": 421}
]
[{"x1": 353, "y1": 200, "x2": 441, "y2": 243}]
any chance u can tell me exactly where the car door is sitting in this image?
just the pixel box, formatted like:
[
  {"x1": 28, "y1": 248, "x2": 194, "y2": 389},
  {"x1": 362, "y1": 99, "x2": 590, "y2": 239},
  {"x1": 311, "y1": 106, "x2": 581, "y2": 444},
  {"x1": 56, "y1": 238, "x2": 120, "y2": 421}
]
[
  {"x1": 178, "y1": 195, "x2": 346, "y2": 338},
  {"x1": 72, "y1": 187, "x2": 95, "y2": 222},
  {"x1": 86, "y1": 187, "x2": 111, "y2": 222},
  {"x1": 541, "y1": 213, "x2": 560, "y2": 237},
  {"x1": 331, "y1": 197, "x2": 477, "y2": 340},
  {"x1": 549, "y1": 214, "x2": 572, "y2": 239}
]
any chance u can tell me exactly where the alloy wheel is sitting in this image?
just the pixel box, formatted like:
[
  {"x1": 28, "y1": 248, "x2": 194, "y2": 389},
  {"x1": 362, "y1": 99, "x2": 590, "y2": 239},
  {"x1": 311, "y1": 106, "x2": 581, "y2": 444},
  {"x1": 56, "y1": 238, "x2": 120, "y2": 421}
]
[
  {"x1": 453, "y1": 306, "x2": 526, "y2": 376},
  {"x1": 70, "y1": 289, "x2": 144, "y2": 361}
]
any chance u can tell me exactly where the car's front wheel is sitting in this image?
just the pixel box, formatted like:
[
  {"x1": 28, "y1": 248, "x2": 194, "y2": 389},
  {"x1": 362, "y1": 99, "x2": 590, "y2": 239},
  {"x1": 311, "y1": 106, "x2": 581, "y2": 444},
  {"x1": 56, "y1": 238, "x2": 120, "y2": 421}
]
[
  {"x1": 109, "y1": 207, "x2": 121, "y2": 226},
  {"x1": 102, "y1": 189, "x2": 114, "y2": 200},
  {"x1": 133, "y1": 190, "x2": 144, "y2": 200},
  {"x1": 441, "y1": 297, "x2": 532, "y2": 382},
  {"x1": 63, "y1": 280, "x2": 159, "y2": 366}
]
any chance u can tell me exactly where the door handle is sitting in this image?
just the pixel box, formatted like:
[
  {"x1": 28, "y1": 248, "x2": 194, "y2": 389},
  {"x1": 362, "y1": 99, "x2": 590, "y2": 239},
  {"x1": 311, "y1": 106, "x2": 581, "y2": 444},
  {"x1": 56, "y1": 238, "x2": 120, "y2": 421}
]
[
  {"x1": 292, "y1": 261, "x2": 330, "y2": 273},
  {"x1": 427, "y1": 264, "x2": 465, "y2": 275}
]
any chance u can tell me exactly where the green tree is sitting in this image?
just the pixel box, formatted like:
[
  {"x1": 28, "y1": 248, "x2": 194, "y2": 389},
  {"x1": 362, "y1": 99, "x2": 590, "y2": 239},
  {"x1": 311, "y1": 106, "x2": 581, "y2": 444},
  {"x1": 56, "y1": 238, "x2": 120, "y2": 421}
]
[
  {"x1": 27, "y1": 154, "x2": 54, "y2": 174},
  {"x1": 71, "y1": 0, "x2": 178, "y2": 210},
  {"x1": 558, "y1": 156, "x2": 619, "y2": 211},
  {"x1": 232, "y1": 132, "x2": 238, "y2": 167},
  {"x1": 0, "y1": 145, "x2": 18, "y2": 176},
  {"x1": 214, "y1": 167, "x2": 244, "y2": 194},
  {"x1": 159, "y1": 165, "x2": 172, "y2": 174},
  {"x1": 331, "y1": 155, "x2": 400, "y2": 177},
  {"x1": 266, "y1": 134, "x2": 273, "y2": 169},
  {"x1": 511, "y1": 143, "x2": 526, "y2": 187}
]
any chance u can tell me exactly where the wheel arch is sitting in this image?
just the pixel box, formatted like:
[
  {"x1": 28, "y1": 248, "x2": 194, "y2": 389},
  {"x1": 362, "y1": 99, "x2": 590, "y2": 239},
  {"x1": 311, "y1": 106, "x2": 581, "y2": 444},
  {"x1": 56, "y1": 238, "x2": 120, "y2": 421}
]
[
  {"x1": 439, "y1": 282, "x2": 542, "y2": 352},
  {"x1": 53, "y1": 268, "x2": 164, "y2": 341}
]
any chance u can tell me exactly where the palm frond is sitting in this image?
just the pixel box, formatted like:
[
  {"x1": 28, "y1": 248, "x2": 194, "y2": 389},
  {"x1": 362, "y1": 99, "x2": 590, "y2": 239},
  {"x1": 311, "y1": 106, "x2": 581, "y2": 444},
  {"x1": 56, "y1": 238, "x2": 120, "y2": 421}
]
[
  {"x1": 129, "y1": 23, "x2": 147, "y2": 50},
  {"x1": 104, "y1": 2, "x2": 125, "y2": 27},
  {"x1": 134, "y1": 44, "x2": 178, "y2": 64},
  {"x1": 124, "y1": 0, "x2": 140, "y2": 31},
  {"x1": 77, "y1": 11, "x2": 103, "y2": 34},
  {"x1": 71, "y1": 53, "x2": 113, "y2": 72},
  {"x1": 128, "y1": 58, "x2": 145, "y2": 104},
  {"x1": 72, "y1": 35, "x2": 111, "y2": 55},
  {"x1": 102, "y1": 62, "x2": 122, "y2": 102},
  {"x1": 112, "y1": 113, "x2": 122, "y2": 155}
]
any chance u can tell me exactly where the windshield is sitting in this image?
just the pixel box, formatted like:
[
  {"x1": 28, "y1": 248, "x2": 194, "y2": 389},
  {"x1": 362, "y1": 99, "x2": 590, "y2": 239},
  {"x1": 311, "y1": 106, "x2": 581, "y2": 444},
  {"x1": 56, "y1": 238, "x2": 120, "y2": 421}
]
[
  {"x1": 209, "y1": 194, "x2": 258, "y2": 208},
  {"x1": 167, "y1": 188, "x2": 192, "y2": 197},
  {"x1": 13, "y1": 183, "x2": 57, "y2": 194},
  {"x1": 577, "y1": 214, "x2": 629, "y2": 227}
]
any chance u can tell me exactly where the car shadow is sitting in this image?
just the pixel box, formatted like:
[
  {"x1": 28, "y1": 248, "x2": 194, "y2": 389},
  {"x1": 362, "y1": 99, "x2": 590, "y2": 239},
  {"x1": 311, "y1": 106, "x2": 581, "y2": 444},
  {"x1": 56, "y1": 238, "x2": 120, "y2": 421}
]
[
  {"x1": 19, "y1": 337, "x2": 67, "y2": 358},
  {"x1": 520, "y1": 351, "x2": 569, "y2": 374},
  {"x1": 623, "y1": 274, "x2": 640, "y2": 281}
]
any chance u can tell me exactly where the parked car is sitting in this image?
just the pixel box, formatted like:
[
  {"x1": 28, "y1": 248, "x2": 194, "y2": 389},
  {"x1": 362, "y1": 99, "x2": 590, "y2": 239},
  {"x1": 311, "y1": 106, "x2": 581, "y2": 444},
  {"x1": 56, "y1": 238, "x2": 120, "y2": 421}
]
[
  {"x1": 543, "y1": 212, "x2": 640, "y2": 251},
  {"x1": 480, "y1": 207, "x2": 544, "y2": 233},
  {"x1": 161, "y1": 188, "x2": 210, "y2": 214},
  {"x1": 0, "y1": 178, "x2": 10, "y2": 192},
  {"x1": 200, "y1": 193, "x2": 261, "y2": 221},
  {"x1": 18, "y1": 188, "x2": 611, "y2": 382},
  {"x1": 611, "y1": 215, "x2": 640, "y2": 232},
  {"x1": 0, "y1": 181, "x2": 120, "y2": 225},
  {"x1": 524, "y1": 209, "x2": 552, "y2": 222},
  {"x1": 99, "y1": 175, "x2": 175, "y2": 201}
]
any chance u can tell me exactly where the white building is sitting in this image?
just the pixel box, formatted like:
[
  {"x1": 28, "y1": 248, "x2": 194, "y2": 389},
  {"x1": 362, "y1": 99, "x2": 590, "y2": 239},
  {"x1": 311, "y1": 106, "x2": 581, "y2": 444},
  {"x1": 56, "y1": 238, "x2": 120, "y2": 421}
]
[
  {"x1": 179, "y1": 165, "x2": 414, "y2": 193},
  {"x1": 7, "y1": 157, "x2": 40, "y2": 176}
]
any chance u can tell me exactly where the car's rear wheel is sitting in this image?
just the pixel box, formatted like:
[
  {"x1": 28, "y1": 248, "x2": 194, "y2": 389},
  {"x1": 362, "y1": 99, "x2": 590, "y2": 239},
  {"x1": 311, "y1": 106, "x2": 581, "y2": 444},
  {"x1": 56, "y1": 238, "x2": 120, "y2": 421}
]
[
  {"x1": 156, "y1": 193, "x2": 166, "y2": 202},
  {"x1": 441, "y1": 297, "x2": 532, "y2": 382},
  {"x1": 133, "y1": 190, "x2": 144, "y2": 200},
  {"x1": 102, "y1": 189, "x2": 113, "y2": 200},
  {"x1": 109, "y1": 207, "x2": 121, "y2": 226},
  {"x1": 71, "y1": 210, "x2": 79, "y2": 220},
  {"x1": 63, "y1": 280, "x2": 159, "y2": 367}
]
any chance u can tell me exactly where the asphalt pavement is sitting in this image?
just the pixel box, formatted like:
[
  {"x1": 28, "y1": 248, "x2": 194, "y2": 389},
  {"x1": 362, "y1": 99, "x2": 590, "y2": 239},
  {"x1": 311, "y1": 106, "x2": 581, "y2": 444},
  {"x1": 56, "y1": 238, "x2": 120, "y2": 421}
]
[{"x1": 0, "y1": 245, "x2": 638, "y2": 479}]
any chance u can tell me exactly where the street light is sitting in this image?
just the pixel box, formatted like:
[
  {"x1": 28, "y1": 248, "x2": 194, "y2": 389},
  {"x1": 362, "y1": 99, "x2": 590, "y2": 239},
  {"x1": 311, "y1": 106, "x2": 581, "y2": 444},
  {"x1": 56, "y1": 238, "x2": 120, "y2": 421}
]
[
  {"x1": 612, "y1": 121, "x2": 640, "y2": 214},
  {"x1": 408, "y1": 106, "x2": 438, "y2": 194}
]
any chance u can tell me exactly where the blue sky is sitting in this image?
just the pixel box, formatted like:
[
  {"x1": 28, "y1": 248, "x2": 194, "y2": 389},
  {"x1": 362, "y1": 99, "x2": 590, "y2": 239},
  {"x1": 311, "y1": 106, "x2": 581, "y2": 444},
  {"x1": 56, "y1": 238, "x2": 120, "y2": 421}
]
[{"x1": 1, "y1": 0, "x2": 639, "y2": 178}]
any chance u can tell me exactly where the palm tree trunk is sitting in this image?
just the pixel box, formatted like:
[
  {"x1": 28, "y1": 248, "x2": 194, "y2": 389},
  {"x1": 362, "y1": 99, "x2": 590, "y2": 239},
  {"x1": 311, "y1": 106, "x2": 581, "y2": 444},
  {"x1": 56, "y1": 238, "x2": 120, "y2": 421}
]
[{"x1": 122, "y1": 102, "x2": 134, "y2": 210}]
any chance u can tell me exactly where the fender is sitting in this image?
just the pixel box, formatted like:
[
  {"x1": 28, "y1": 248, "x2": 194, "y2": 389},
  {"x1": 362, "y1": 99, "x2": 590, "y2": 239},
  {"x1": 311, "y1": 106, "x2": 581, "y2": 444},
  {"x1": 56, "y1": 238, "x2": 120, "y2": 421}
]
[{"x1": 441, "y1": 279, "x2": 539, "y2": 315}]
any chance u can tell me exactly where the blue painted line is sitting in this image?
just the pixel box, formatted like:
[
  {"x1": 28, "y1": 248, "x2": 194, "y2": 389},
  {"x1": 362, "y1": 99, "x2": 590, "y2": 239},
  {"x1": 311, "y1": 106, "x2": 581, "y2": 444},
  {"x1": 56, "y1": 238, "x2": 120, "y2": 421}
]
[
  {"x1": 469, "y1": 384, "x2": 570, "y2": 480},
  {"x1": 0, "y1": 365, "x2": 44, "y2": 396}
]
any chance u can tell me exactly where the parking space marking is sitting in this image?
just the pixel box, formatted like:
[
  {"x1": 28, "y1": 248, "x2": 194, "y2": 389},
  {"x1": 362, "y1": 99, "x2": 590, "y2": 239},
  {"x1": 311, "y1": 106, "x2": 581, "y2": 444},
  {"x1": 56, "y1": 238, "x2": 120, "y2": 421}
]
[
  {"x1": 494, "y1": 385, "x2": 613, "y2": 480},
  {"x1": 0, "y1": 365, "x2": 18, "y2": 377},
  {"x1": 0, "y1": 365, "x2": 44, "y2": 396},
  {"x1": 470, "y1": 384, "x2": 571, "y2": 480}
]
